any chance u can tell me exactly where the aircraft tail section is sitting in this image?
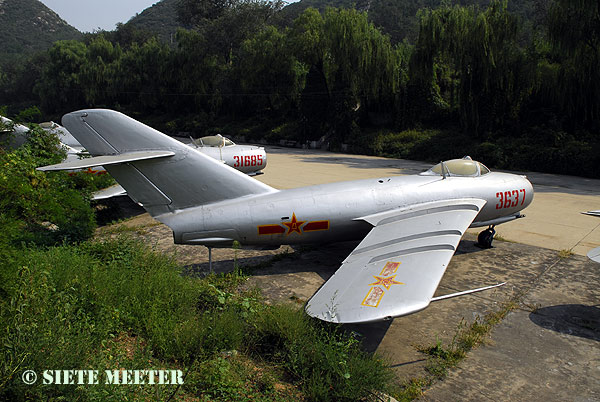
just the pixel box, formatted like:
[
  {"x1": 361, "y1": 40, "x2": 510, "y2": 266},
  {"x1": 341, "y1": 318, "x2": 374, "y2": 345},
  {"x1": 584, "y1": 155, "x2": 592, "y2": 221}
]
[{"x1": 61, "y1": 109, "x2": 276, "y2": 216}]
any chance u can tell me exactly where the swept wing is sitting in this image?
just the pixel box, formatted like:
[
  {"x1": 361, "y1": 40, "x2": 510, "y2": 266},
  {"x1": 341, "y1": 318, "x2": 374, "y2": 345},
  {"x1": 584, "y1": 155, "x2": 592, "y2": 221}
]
[{"x1": 305, "y1": 198, "x2": 487, "y2": 324}]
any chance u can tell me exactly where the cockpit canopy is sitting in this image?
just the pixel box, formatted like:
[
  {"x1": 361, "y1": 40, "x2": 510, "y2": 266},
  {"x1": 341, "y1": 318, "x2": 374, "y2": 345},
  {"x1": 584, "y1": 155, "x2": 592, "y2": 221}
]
[
  {"x1": 193, "y1": 134, "x2": 235, "y2": 148},
  {"x1": 421, "y1": 156, "x2": 490, "y2": 177}
]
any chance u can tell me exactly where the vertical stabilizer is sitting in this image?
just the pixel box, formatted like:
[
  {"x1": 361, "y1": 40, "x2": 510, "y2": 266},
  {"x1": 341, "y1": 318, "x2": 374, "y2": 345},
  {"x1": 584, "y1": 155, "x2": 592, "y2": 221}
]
[{"x1": 62, "y1": 109, "x2": 276, "y2": 216}]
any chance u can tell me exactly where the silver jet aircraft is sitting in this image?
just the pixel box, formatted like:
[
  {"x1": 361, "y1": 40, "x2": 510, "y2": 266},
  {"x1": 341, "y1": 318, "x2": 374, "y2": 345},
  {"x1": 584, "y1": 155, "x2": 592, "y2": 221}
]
[
  {"x1": 189, "y1": 134, "x2": 267, "y2": 176},
  {"x1": 39, "y1": 109, "x2": 534, "y2": 324}
]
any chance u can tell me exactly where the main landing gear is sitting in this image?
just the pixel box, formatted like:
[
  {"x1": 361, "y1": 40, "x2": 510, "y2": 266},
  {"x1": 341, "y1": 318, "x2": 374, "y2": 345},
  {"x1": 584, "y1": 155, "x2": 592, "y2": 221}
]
[{"x1": 477, "y1": 225, "x2": 496, "y2": 249}]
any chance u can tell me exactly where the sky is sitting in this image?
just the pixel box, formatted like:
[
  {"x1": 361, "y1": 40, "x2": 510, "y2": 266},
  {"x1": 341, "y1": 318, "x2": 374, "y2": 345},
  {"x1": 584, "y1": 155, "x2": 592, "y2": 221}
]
[{"x1": 40, "y1": 0, "x2": 159, "y2": 32}]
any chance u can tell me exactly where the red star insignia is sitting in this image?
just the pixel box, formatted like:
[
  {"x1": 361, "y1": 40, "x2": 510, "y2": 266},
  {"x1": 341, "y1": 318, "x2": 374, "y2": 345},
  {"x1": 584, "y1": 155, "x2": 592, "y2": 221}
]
[
  {"x1": 369, "y1": 275, "x2": 404, "y2": 290},
  {"x1": 283, "y1": 213, "x2": 306, "y2": 235}
]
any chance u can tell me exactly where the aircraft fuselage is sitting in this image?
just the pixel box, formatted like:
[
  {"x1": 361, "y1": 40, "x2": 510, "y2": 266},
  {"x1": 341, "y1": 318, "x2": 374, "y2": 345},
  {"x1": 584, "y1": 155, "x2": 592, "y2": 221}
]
[{"x1": 162, "y1": 171, "x2": 533, "y2": 248}]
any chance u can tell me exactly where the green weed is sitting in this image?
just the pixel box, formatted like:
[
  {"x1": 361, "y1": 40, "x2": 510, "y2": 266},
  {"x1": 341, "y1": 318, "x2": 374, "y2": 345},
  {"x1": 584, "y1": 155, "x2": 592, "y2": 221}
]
[
  {"x1": 0, "y1": 237, "x2": 394, "y2": 401},
  {"x1": 249, "y1": 305, "x2": 393, "y2": 401},
  {"x1": 394, "y1": 297, "x2": 521, "y2": 400},
  {"x1": 558, "y1": 248, "x2": 574, "y2": 259}
]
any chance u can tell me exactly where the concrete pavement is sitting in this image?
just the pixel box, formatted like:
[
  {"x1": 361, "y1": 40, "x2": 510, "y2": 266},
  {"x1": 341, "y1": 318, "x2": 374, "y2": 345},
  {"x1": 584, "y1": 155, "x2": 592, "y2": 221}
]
[{"x1": 103, "y1": 145, "x2": 600, "y2": 400}]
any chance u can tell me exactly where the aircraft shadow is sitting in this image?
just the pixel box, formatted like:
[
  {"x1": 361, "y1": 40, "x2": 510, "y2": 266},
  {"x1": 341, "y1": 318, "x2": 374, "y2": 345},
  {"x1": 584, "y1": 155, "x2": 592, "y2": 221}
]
[
  {"x1": 529, "y1": 304, "x2": 600, "y2": 341},
  {"x1": 342, "y1": 320, "x2": 394, "y2": 354},
  {"x1": 454, "y1": 238, "x2": 495, "y2": 255},
  {"x1": 183, "y1": 238, "x2": 488, "y2": 278},
  {"x1": 183, "y1": 242, "x2": 358, "y2": 278},
  {"x1": 182, "y1": 253, "x2": 298, "y2": 277},
  {"x1": 95, "y1": 196, "x2": 145, "y2": 226}
]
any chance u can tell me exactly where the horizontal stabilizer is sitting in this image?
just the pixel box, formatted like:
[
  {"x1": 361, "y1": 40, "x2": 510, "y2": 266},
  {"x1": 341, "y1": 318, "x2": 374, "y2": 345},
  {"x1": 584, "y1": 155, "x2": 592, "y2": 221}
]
[{"x1": 37, "y1": 151, "x2": 174, "y2": 171}]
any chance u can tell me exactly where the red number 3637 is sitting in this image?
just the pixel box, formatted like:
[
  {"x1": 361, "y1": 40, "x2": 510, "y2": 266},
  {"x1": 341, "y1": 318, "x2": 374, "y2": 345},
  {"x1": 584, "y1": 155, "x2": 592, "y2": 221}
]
[{"x1": 496, "y1": 189, "x2": 526, "y2": 209}]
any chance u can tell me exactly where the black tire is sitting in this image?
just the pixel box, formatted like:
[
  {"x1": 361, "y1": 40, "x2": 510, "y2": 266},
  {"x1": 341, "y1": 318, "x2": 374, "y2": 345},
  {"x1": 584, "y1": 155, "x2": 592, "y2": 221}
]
[{"x1": 477, "y1": 229, "x2": 495, "y2": 249}]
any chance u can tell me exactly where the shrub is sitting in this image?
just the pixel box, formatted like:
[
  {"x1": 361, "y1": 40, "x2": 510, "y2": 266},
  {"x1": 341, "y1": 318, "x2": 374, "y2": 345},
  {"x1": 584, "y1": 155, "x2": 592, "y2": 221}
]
[
  {"x1": 250, "y1": 305, "x2": 393, "y2": 402},
  {"x1": 0, "y1": 125, "x2": 96, "y2": 245}
]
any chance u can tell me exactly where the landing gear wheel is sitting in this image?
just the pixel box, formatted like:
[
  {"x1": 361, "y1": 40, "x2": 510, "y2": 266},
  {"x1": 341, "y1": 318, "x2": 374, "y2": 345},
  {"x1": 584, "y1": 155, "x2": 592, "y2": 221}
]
[{"x1": 477, "y1": 226, "x2": 496, "y2": 249}]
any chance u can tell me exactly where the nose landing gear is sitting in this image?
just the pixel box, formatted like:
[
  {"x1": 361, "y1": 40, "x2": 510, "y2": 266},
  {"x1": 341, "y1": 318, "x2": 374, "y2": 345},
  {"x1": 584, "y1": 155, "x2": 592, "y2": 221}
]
[{"x1": 477, "y1": 225, "x2": 496, "y2": 249}]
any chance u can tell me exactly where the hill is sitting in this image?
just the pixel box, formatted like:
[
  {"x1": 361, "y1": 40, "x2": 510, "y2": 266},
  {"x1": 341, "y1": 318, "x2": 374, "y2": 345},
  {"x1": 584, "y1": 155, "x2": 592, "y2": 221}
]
[
  {"x1": 123, "y1": 0, "x2": 549, "y2": 46},
  {"x1": 124, "y1": 0, "x2": 185, "y2": 45},
  {"x1": 0, "y1": 0, "x2": 81, "y2": 59}
]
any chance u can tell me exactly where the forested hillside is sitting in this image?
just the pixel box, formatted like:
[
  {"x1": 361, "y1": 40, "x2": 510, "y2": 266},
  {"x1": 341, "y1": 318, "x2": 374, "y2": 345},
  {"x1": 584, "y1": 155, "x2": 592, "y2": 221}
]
[
  {"x1": 122, "y1": 0, "x2": 551, "y2": 45},
  {"x1": 124, "y1": 0, "x2": 184, "y2": 45},
  {"x1": 0, "y1": 0, "x2": 598, "y2": 178},
  {"x1": 281, "y1": 0, "x2": 550, "y2": 43},
  {"x1": 0, "y1": 0, "x2": 81, "y2": 60}
]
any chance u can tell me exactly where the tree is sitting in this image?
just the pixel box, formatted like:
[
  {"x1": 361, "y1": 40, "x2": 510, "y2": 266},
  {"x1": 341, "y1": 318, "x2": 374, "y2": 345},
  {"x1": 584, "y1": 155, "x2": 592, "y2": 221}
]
[
  {"x1": 115, "y1": 38, "x2": 173, "y2": 113},
  {"x1": 34, "y1": 41, "x2": 88, "y2": 113},
  {"x1": 410, "y1": 1, "x2": 533, "y2": 135},
  {"x1": 289, "y1": 8, "x2": 402, "y2": 141},
  {"x1": 170, "y1": 28, "x2": 225, "y2": 119},
  {"x1": 546, "y1": 0, "x2": 600, "y2": 126},
  {"x1": 79, "y1": 36, "x2": 122, "y2": 106},
  {"x1": 176, "y1": 0, "x2": 284, "y2": 63},
  {"x1": 107, "y1": 23, "x2": 157, "y2": 49},
  {"x1": 0, "y1": 52, "x2": 48, "y2": 110},
  {"x1": 237, "y1": 26, "x2": 307, "y2": 114},
  {"x1": 288, "y1": 8, "x2": 329, "y2": 139}
]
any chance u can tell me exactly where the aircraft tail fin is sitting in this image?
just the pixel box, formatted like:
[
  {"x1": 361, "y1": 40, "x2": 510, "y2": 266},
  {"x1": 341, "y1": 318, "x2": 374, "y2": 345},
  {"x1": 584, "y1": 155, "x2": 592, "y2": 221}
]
[{"x1": 61, "y1": 109, "x2": 276, "y2": 216}]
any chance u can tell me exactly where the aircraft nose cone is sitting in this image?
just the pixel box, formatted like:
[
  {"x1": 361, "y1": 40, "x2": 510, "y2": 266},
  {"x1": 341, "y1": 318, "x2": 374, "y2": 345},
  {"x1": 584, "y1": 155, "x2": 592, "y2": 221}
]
[{"x1": 520, "y1": 175, "x2": 534, "y2": 210}]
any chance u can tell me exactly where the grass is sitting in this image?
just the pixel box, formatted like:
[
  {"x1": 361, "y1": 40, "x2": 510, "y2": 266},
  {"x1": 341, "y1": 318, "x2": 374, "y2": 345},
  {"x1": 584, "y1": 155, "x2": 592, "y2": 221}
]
[
  {"x1": 97, "y1": 221, "x2": 162, "y2": 236},
  {"x1": 393, "y1": 296, "x2": 521, "y2": 400},
  {"x1": 521, "y1": 302, "x2": 542, "y2": 313},
  {"x1": 558, "y1": 248, "x2": 574, "y2": 259},
  {"x1": 492, "y1": 232, "x2": 515, "y2": 243},
  {"x1": 0, "y1": 236, "x2": 395, "y2": 401}
]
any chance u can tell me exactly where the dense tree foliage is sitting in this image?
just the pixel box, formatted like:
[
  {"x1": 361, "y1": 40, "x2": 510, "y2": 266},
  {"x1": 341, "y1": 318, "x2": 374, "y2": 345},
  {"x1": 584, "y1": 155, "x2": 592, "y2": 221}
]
[
  {"x1": 0, "y1": 0, "x2": 598, "y2": 176},
  {"x1": 286, "y1": 8, "x2": 407, "y2": 141},
  {"x1": 177, "y1": 0, "x2": 285, "y2": 62},
  {"x1": 34, "y1": 40, "x2": 88, "y2": 113},
  {"x1": 410, "y1": 1, "x2": 534, "y2": 135},
  {"x1": 545, "y1": 0, "x2": 600, "y2": 126}
]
